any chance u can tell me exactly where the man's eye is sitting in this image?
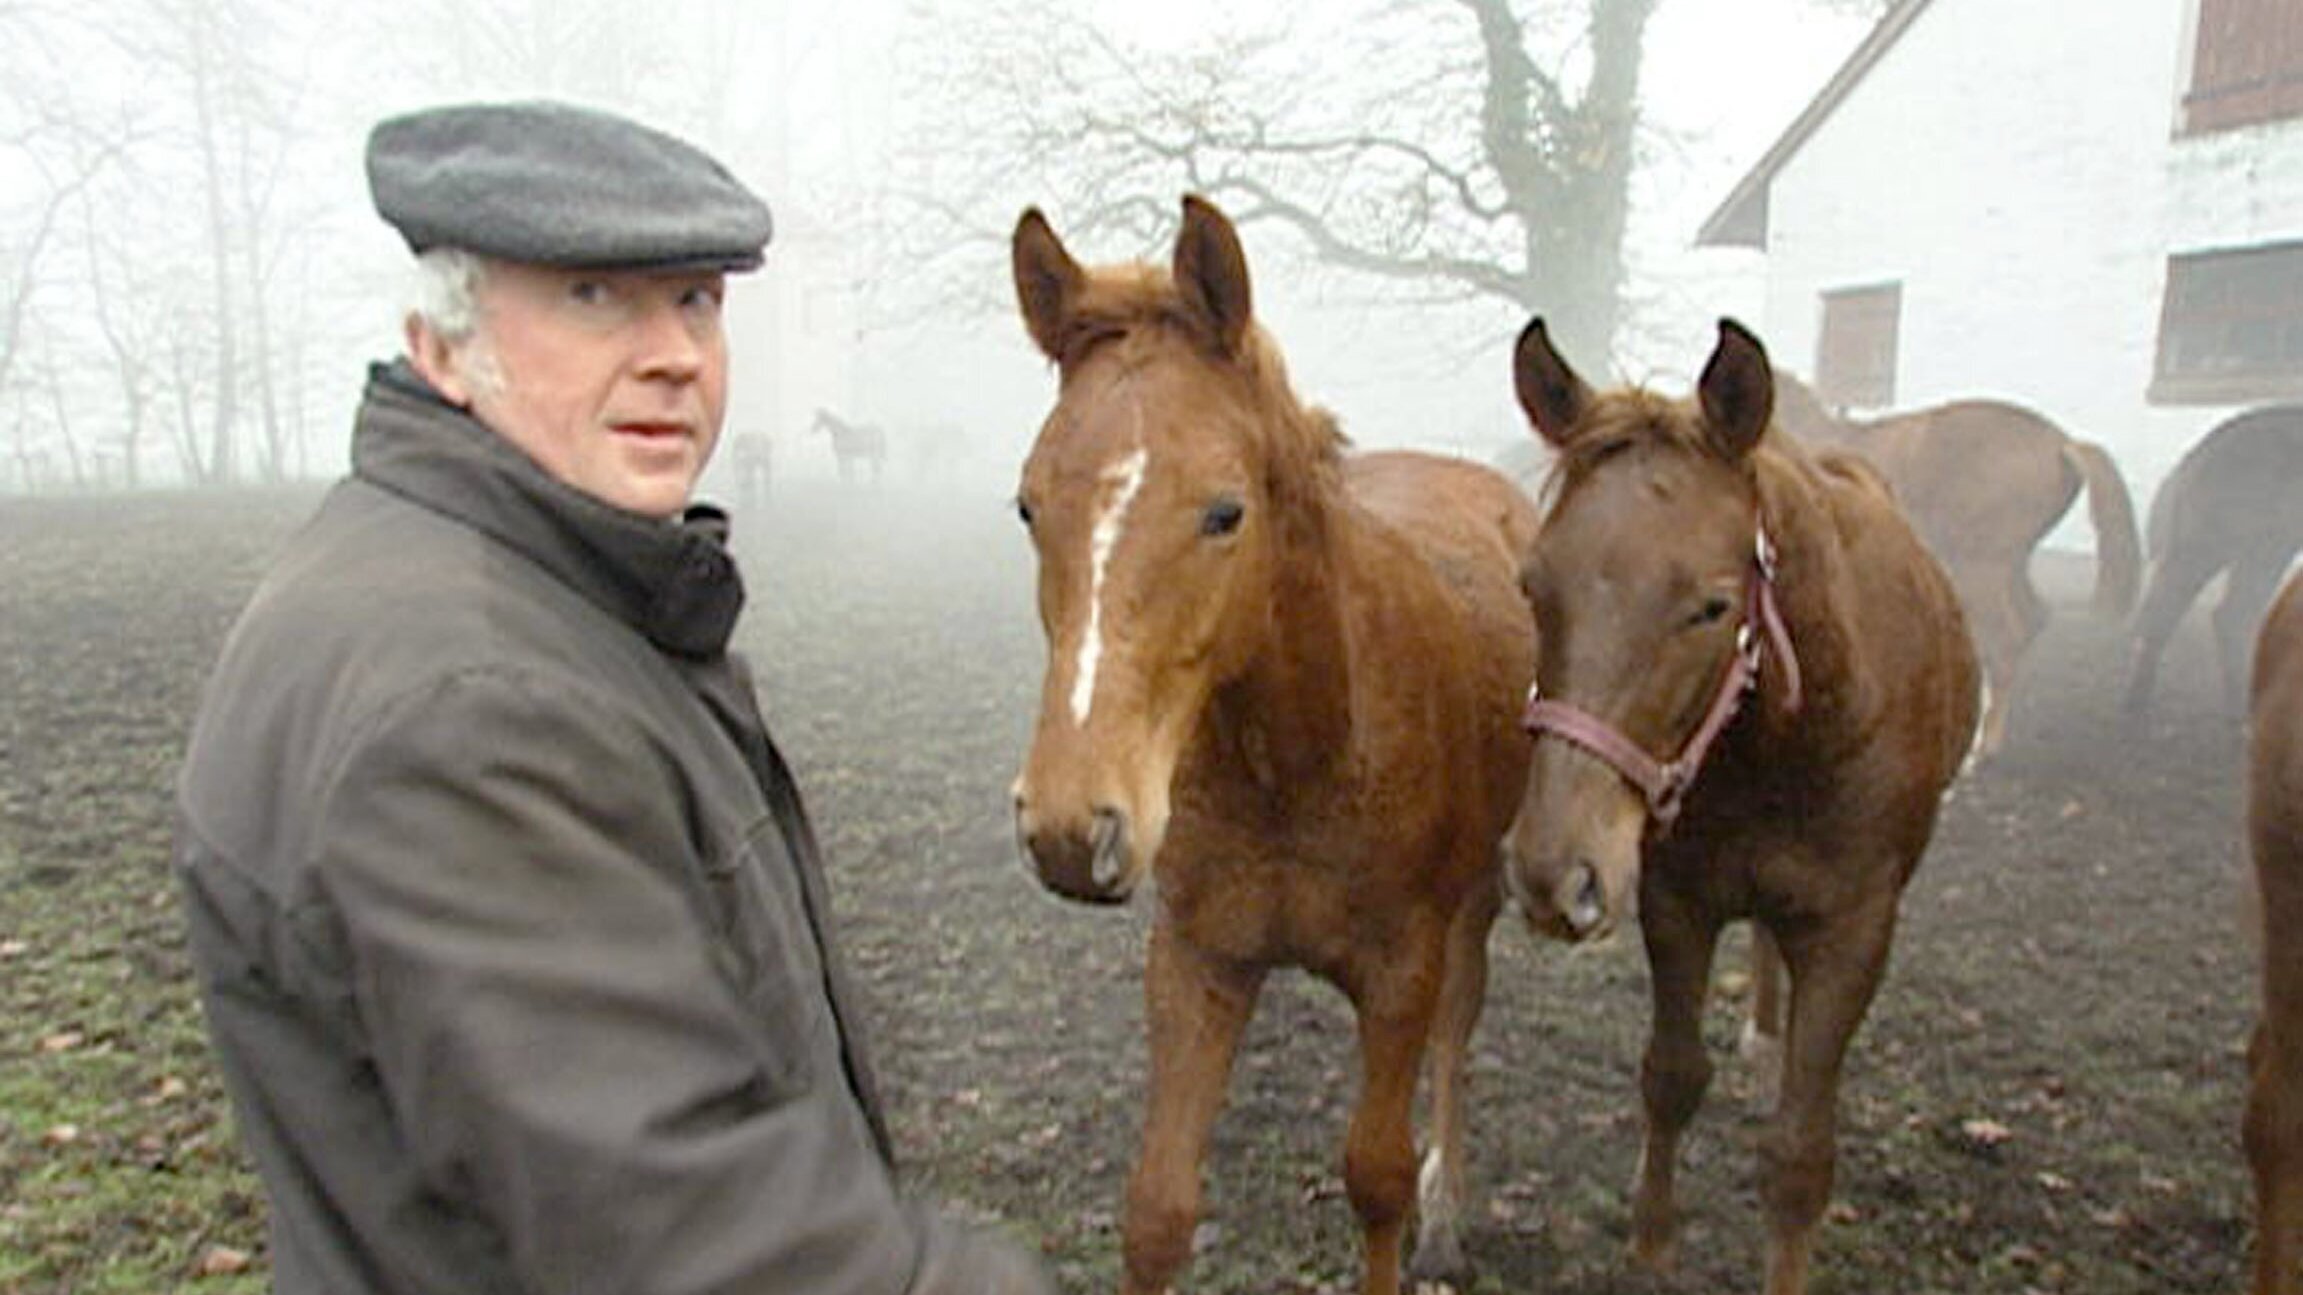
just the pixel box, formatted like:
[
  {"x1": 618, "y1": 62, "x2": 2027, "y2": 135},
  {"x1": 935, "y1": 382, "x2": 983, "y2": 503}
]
[{"x1": 569, "y1": 281, "x2": 610, "y2": 305}]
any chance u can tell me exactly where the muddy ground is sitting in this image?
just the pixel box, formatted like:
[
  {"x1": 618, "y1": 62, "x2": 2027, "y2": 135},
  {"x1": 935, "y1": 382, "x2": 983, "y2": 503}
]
[{"x1": 0, "y1": 476, "x2": 2263, "y2": 1293}]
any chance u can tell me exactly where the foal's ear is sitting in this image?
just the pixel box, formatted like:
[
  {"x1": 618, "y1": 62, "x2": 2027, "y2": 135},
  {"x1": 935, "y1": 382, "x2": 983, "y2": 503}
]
[
  {"x1": 1512, "y1": 317, "x2": 1592, "y2": 448},
  {"x1": 1013, "y1": 207, "x2": 1085, "y2": 362},
  {"x1": 1698, "y1": 318, "x2": 1775, "y2": 461},
  {"x1": 1174, "y1": 194, "x2": 1253, "y2": 355}
]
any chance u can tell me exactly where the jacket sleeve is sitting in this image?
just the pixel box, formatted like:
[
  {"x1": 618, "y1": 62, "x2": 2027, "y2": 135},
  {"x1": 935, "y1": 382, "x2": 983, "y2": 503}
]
[{"x1": 319, "y1": 666, "x2": 1054, "y2": 1295}]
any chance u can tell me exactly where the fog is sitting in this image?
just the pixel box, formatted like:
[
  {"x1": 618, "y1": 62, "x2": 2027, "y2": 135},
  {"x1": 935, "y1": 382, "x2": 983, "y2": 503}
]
[
  {"x1": 10, "y1": 5, "x2": 2303, "y2": 1289},
  {"x1": 0, "y1": 0, "x2": 1874, "y2": 498}
]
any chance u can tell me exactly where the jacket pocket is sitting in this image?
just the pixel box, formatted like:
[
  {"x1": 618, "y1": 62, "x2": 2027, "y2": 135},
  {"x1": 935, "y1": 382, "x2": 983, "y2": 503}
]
[{"x1": 698, "y1": 815, "x2": 838, "y2": 1098}]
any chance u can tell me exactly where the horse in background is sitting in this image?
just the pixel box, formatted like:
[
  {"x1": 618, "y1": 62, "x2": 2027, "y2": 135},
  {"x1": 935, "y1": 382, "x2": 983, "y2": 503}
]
[
  {"x1": 728, "y1": 430, "x2": 772, "y2": 512},
  {"x1": 2248, "y1": 566, "x2": 2303, "y2": 1295},
  {"x1": 809, "y1": 407, "x2": 888, "y2": 484},
  {"x1": 2122, "y1": 404, "x2": 2303, "y2": 720},
  {"x1": 1774, "y1": 374, "x2": 2138, "y2": 759},
  {"x1": 1008, "y1": 195, "x2": 1539, "y2": 1295},
  {"x1": 1507, "y1": 318, "x2": 1977, "y2": 1295}
]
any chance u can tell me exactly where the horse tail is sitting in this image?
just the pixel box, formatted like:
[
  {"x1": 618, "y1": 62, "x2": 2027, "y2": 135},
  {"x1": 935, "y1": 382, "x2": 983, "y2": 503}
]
[
  {"x1": 2144, "y1": 451, "x2": 2188, "y2": 562},
  {"x1": 2062, "y1": 437, "x2": 2141, "y2": 619}
]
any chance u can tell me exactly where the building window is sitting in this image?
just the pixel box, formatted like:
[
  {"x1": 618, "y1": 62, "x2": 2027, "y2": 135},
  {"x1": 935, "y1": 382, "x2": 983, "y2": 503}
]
[
  {"x1": 2151, "y1": 241, "x2": 2303, "y2": 404},
  {"x1": 1815, "y1": 282, "x2": 1900, "y2": 411},
  {"x1": 2183, "y1": 0, "x2": 2303, "y2": 134}
]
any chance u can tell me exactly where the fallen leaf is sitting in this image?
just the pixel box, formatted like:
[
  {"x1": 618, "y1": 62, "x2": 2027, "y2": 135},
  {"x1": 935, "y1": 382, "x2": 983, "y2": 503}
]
[
  {"x1": 1961, "y1": 1117, "x2": 2014, "y2": 1146},
  {"x1": 195, "y1": 1246, "x2": 252, "y2": 1277}
]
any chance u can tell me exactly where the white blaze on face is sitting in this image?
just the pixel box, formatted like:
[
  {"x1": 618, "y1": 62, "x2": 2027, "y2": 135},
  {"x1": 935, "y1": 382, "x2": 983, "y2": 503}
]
[{"x1": 1070, "y1": 445, "x2": 1150, "y2": 726}]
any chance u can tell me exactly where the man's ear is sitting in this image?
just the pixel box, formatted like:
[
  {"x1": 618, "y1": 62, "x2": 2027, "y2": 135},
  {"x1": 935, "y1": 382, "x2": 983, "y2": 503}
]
[{"x1": 404, "y1": 313, "x2": 474, "y2": 408}]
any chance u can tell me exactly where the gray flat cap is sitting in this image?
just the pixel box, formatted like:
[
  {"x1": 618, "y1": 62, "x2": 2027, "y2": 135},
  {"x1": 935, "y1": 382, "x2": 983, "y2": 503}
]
[{"x1": 367, "y1": 100, "x2": 772, "y2": 273}]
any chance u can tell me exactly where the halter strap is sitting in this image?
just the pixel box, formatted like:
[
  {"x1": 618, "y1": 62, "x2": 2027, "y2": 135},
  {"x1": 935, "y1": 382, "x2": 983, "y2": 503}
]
[{"x1": 1522, "y1": 529, "x2": 1801, "y2": 827}]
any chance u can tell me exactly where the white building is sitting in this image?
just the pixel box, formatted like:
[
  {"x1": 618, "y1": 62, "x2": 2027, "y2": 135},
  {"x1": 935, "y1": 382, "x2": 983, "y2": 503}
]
[{"x1": 1697, "y1": 0, "x2": 2303, "y2": 516}]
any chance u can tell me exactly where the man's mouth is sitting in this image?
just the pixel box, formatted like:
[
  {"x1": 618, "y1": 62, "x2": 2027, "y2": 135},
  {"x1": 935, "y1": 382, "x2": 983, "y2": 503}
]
[{"x1": 612, "y1": 422, "x2": 689, "y2": 439}]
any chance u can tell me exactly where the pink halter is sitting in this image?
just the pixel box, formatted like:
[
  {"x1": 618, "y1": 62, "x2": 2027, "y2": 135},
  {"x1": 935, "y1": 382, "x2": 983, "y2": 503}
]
[{"x1": 1521, "y1": 529, "x2": 1802, "y2": 827}]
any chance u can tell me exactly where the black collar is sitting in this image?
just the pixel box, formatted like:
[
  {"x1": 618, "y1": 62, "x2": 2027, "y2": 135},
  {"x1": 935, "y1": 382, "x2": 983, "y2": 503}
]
[{"x1": 350, "y1": 360, "x2": 744, "y2": 658}]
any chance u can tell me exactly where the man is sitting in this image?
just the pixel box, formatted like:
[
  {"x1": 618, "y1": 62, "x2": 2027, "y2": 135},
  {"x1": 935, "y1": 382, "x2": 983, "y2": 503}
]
[{"x1": 172, "y1": 100, "x2": 1054, "y2": 1294}]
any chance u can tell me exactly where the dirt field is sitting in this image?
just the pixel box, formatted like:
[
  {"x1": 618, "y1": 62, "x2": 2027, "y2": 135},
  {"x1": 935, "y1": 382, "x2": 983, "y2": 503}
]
[{"x1": 0, "y1": 477, "x2": 2261, "y2": 1293}]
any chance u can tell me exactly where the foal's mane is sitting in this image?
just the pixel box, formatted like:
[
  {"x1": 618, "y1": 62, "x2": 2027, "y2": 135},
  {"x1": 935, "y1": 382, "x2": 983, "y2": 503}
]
[
  {"x1": 1537, "y1": 387, "x2": 1754, "y2": 512},
  {"x1": 1056, "y1": 263, "x2": 1347, "y2": 490}
]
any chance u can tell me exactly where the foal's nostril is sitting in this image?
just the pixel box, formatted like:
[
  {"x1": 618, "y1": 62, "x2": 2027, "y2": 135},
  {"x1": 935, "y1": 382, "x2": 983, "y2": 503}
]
[
  {"x1": 1088, "y1": 806, "x2": 1128, "y2": 889},
  {"x1": 1559, "y1": 861, "x2": 1606, "y2": 936},
  {"x1": 1012, "y1": 793, "x2": 1046, "y2": 867}
]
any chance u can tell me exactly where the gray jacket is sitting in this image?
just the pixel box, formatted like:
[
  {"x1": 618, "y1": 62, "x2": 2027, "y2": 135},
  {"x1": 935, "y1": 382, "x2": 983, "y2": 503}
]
[{"x1": 174, "y1": 362, "x2": 1051, "y2": 1295}]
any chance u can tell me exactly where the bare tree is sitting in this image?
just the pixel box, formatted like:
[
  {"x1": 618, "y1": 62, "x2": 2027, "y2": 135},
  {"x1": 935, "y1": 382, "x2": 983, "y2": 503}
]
[
  {"x1": 75, "y1": 0, "x2": 328, "y2": 487},
  {"x1": 0, "y1": 162, "x2": 83, "y2": 402},
  {"x1": 883, "y1": 0, "x2": 1893, "y2": 368},
  {"x1": 29, "y1": 330, "x2": 86, "y2": 488},
  {"x1": 886, "y1": 0, "x2": 1667, "y2": 366},
  {"x1": 0, "y1": 2, "x2": 141, "y2": 495},
  {"x1": 161, "y1": 309, "x2": 214, "y2": 485},
  {"x1": 0, "y1": 100, "x2": 123, "y2": 410},
  {"x1": 374, "y1": 0, "x2": 774, "y2": 152},
  {"x1": 77, "y1": 189, "x2": 158, "y2": 489}
]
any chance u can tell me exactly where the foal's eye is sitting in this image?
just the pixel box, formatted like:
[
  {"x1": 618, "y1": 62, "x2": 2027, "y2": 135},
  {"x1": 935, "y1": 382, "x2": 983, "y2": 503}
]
[
  {"x1": 1201, "y1": 497, "x2": 1245, "y2": 537},
  {"x1": 1690, "y1": 595, "x2": 1733, "y2": 627}
]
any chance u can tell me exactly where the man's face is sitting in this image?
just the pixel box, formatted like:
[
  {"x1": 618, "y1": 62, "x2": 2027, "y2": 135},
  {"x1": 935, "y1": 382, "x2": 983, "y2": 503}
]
[{"x1": 412, "y1": 260, "x2": 730, "y2": 519}]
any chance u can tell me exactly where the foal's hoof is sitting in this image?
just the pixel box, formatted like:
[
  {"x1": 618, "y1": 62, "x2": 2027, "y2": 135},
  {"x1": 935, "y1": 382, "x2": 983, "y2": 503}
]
[
  {"x1": 1629, "y1": 1233, "x2": 1679, "y2": 1275},
  {"x1": 1629, "y1": 1210, "x2": 1680, "y2": 1273},
  {"x1": 1406, "y1": 1234, "x2": 1471, "y2": 1295}
]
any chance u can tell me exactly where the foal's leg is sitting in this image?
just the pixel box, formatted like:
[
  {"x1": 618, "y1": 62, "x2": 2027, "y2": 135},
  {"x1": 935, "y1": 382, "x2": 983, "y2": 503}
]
[
  {"x1": 1123, "y1": 919, "x2": 1264, "y2": 1295},
  {"x1": 1408, "y1": 880, "x2": 1503, "y2": 1289},
  {"x1": 1629, "y1": 886, "x2": 1724, "y2": 1269},
  {"x1": 1346, "y1": 925, "x2": 1450, "y2": 1295},
  {"x1": 1761, "y1": 899, "x2": 1899, "y2": 1295}
]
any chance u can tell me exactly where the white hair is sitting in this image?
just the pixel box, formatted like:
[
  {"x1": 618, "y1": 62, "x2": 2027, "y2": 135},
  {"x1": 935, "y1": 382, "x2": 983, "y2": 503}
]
[
  {"x1": 406, "y1": 246, "x2": 505, "y2": 397},
  {"x1": 409, "y1": 246, "x2": 487, "y2": 339}
]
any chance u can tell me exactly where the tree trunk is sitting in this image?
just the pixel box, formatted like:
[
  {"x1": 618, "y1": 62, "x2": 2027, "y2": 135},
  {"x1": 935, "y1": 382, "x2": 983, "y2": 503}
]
[
  {"x1": 187, "y1": 2, "x2": 240, "y2": 486},
  {"x1": 39, "y1": 347, "x2": 85, "y2": 489},
  {"x1": 1492, "y1": 0, "x2": 1655, "y2": 368}
]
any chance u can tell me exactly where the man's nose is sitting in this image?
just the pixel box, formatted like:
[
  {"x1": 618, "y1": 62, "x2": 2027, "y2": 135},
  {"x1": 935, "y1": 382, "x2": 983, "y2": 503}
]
[{"x1": 633, "y1": 301, "x2": 706, "y2": 379}]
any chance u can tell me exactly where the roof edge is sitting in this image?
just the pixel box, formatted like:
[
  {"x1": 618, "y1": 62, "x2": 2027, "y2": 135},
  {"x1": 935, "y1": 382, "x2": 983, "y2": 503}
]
[{"x1": 1694, "y1": 0, "x2": 1939, "y2": 250}]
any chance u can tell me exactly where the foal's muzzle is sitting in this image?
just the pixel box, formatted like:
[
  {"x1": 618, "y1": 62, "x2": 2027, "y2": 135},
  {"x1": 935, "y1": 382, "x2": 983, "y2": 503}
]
[{"x1": 1014, "y1": 798, "x2": 1134, "y2": 905}]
